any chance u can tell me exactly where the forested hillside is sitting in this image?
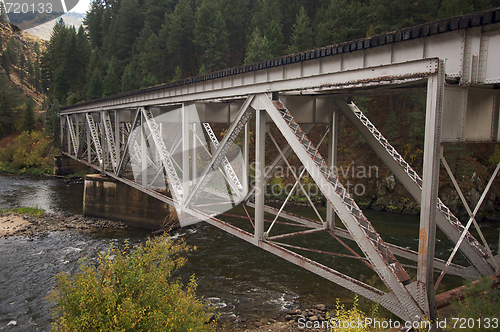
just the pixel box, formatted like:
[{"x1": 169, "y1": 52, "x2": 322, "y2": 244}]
[
  {"x1": 40, "y1": 0, "x2": 500, "y2": 107},
  {"x1": 0, "y1": 9, "x2": 45, "y2": 139}
]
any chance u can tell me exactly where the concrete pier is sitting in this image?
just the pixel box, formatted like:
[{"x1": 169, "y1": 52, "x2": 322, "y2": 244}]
[{"x1": 83, "y1": 174, "x2": 179, "y2": 230}]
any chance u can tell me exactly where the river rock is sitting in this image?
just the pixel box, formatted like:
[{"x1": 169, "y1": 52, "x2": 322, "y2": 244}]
[
  {"x1": 386, "y1": 174, "x2": 396, "y2": 191},
  {"x1": 316, "y1": 304, "x2": 326, "y2": 311}
]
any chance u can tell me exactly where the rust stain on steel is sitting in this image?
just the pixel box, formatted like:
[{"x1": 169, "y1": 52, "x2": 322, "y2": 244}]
[
  {"x1": 318, "y1": 72, "x2": 437, "y2": 90},
  {"x1": 272, "y1": 101, "x2": 286, "y2": 110},
  {"x1": 241, "y1": 204, "x2": 255, "y2": 229},
  {"x1": 418, "y1": 228, "x2": 428, "y2": 257}
]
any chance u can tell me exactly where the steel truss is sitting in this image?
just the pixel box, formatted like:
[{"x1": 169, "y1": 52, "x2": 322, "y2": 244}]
[{"x1": 61, "y1": 82, "x2": 499, "y2": 324}]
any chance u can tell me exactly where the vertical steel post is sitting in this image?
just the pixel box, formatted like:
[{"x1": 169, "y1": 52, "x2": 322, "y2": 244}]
[
  {"x1": 60, "y1": 117, "x2": 64, "y2": 150},
  {"x1": 254, "y1": 109, "x2": 266, "y2": 242},
  {"x1": 87, "y1": 118, "x2": 91, "y2": 163},
  {"x1": 75, "y1": 116, "x2": 79, "y2": 157},
  {"x1": 141, "y1": 114, "x2": 148, "y2": 187},
  {"x1": 67, "y1": 117, "x2": 71, "y2": 155},
  {"x1": 182, "y1": 104, "x2": 190, "y2": 201},
  {"x1": 115, "y1": 111, "x2": 120, "y2": 169},
  {"x1": 243, "y1": 122, "x2": 249, "y2": 192},
  {"x1": 192, "y1": 122, "x2": 198, "y2": 186},
  {"x1": 417, "y1": 61, "x2": 444, "y2": 321},
  {"x1": 327, "y1": 108, "x2": 338, "y2": 229}
]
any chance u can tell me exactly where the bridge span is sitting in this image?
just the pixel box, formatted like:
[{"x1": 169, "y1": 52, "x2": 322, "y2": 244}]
[{"x1": 60, "y1": 8, "x2": 500, "y2": 326}]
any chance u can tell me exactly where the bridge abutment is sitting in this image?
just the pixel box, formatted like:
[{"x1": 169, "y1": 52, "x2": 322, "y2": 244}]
[{"x1": 83, "y1": 174, "x2": 179, "y2": 230}]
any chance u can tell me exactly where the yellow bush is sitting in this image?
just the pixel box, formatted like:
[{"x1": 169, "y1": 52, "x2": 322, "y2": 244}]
[{"x1": 48, "y1": 234, "x2": 216, "y2": 332}]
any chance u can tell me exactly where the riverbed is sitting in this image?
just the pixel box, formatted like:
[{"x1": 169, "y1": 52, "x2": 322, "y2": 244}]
[{"x1": 0, "y1": 174, "x2": 498, "y2": 331}]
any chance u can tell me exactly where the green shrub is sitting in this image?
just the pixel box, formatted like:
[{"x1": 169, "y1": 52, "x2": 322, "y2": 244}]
[
  {"x1": 48, "y1": 235, "x2": 216, "y2": 332},
  {"x1": 0, "y1": 130, "x2": 53, "y2": 174}
]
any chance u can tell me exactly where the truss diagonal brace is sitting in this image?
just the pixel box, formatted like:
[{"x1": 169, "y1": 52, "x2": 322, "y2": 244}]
[
  {"x1": 86, "y1": 113, "x2": 103, "y2": 165},
  {"x1": 118, "y1": 111, "x2": 141, "y2": 176},
  {"x1": 260, "y1": 93, "x2": 424, "y2": 322},
  {"x1": 66, "y1": 115, "x2": 79, "y2": 157},
  {"x1": 185, "y1": 95, "x2": 255, "y2": 207},
  {"x1": 101, "y1": 111, "x2": 118, "y2": 173},
  {"x1": 202, "y1": 122, "x2": 244, "y2": 196},
  {"x1": 333, "y1": 99, "x2": 494, "y2": 277},
  {"x1": 141, "y1": 107, "x2": 184, "y2": 201}
]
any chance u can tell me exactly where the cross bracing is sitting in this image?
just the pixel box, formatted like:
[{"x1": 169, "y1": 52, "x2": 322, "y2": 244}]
[{"x1": 60, "y1": 8, "x2": 500, "y2": 327}]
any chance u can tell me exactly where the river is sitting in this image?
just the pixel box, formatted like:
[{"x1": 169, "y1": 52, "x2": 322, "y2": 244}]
[{"x1": 0, "y1": 174, "x2": 498, "y2": 331}]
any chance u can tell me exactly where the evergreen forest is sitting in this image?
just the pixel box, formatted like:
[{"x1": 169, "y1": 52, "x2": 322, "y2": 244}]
[{"x1": 37, "y1": 0, "x2": 500, "y2": 107}]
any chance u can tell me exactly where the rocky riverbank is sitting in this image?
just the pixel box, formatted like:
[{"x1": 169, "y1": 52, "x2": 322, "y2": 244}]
[
  {"x1": 0, "y1": 212, "x2": 128, "y2": 238},
  {"x1": 229, "y1": 304, "x2": 332, "y2": 331}
]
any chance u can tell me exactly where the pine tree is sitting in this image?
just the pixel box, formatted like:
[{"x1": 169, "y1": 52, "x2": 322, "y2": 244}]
[
  {"x1": 87, "y1": 68, "x2": 104, "y2": 100},
  {"x1": 27, "y1": 58, "x2": 34, "y2": 87},
  {"x1": 19, "y1": 51, "x2": 26, "y2": 84},
  {"x1": 34, "y1": 59, "x2": 42, "y2": 93},
  {"x1": 220, "y1": 0, "x2": 248, "y2": 67},
  {"x1": 46, "y1": 99, "x2": 61, "y2": 147},
  {"x1": 1, "y1": 53, "x2": 10, "y2": 75},
  {"x1": 122, "y1": 63, "x2": 138, "y2": 92},
  {"x1": 195, "y1": 2, "x2": 230, "y2": 72},
  {"x1": 368, "y1": 0, "x2": 437, "y2": 33},
  {"x1": 23, "y1": 98, "x2": 36, "y2": 133},
  {"x1": 144, "y1": 0, "x2": 176, "y2": 32},
  {"x1": 171, "y1": 66, "x2": 181, "y2": 82},
  {"x1": 0, "y1": 1, "x2": 8, "y2": 24},
  {"x1": 251, "y1": 0, "x2": 282, "y2": 32},
  {"x1": 103, "y1": 56, "x2": 121, "y2": 96},
  {"x1": 266, "y1": 19, "x2": 284, "y2": 58},
  {"x1": 5, "y1": 37, "x2": 19, "y2": 66},
  {"x1": 287, "y1": 7, "x2": 313, "y2": 54},
  {"x1": 0, "y1": 73, "x2": 21, "y2": 138},
  {"x1": 314, "y1": 0, "x2": 370, "y2": 47},
  {"x1": 244, "y1": 27, "x2": 272, "y2": 64},
  {"x1": 133, "y1": 21, "x2": 153, "y2": 69},
  {"x1": 116, "y1": 0, "x2": 144, "y2": 64},
  {"x1": 385, "y1": 110, "x2": 399, "y2": 141},
  {"x1": 165, "y1": 0, "x2": 196, "y2": 79},
  {"x1": 140, "y1": 32, "x2": 163, "y2": 83},
  {"x1": 141, "y1": 73, "x2": 158, "y2": 88},
  {"x1": 84, "y1": 0, "x2": 105, "y2": 49},
  {"x1": 438, "y1": 0, "x2": 474, "y2": 19}
]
